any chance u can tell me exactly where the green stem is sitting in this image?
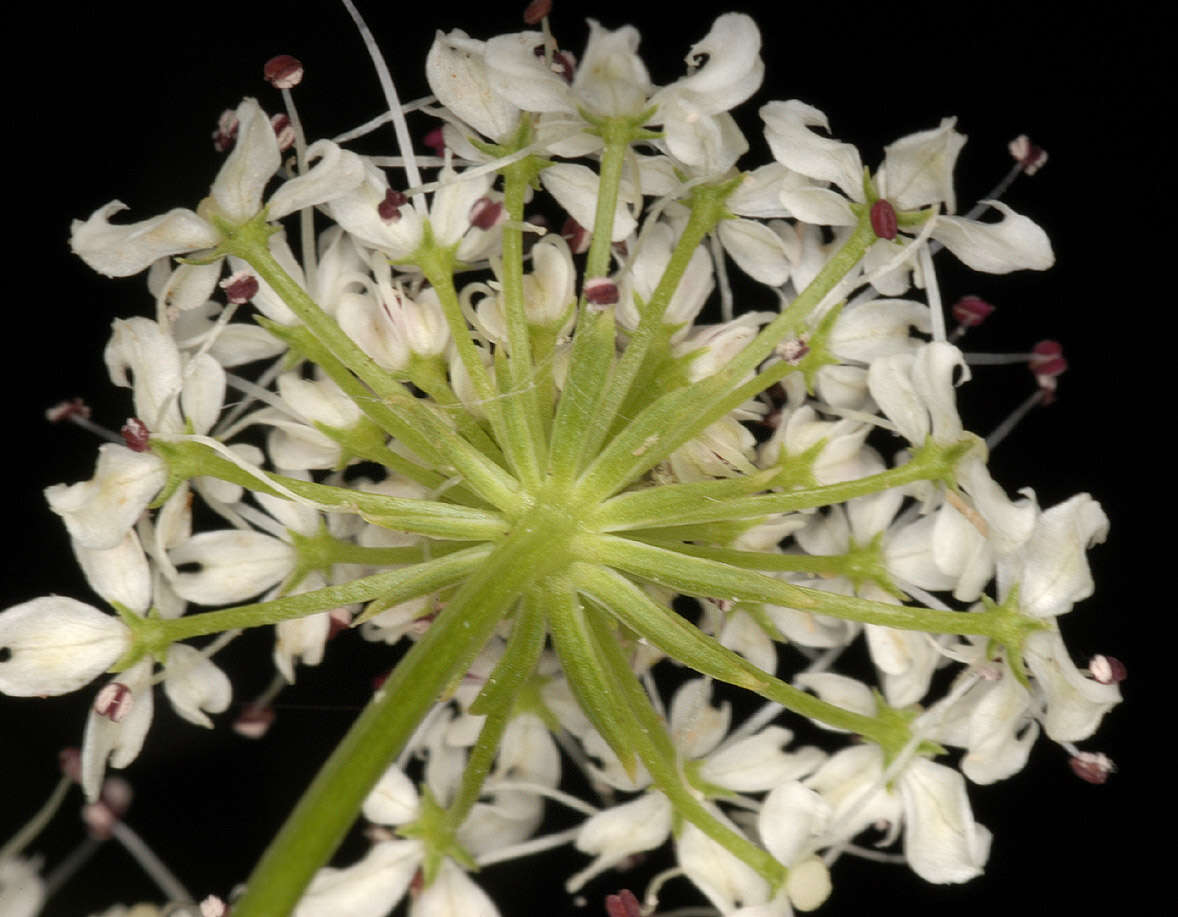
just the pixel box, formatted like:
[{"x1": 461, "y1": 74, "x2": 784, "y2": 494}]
[
  {"x1": 230, "y1": 515, "x2": 565, "y2": 916},
  {"x1": 583, "y1": 179, "x2": 739, "y2": 465},
  {"x1": 569, "y1": 562, "x2": 890, "y2": 743},
  {"x1": 223, "y1": 219, "x2": 523, "y2": 513},
  {"x1": 583, "y1": 534, "x2": 1005, "y2": 638},
  {"x1": 151, "y1": 439, "x2": 508, "y2": 541},
  {"x1": 592, "y1": 450, "x2": 941, "y2": 531},
  {"x1": 137, "y1": 546, "x2": 492, "y2": 651},
  {"x1": 575, "y1": 215, "x2": 878, "y2": 504}
]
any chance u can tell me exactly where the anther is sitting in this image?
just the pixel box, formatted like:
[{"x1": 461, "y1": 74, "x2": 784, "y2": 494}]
[
  {"x1": 45, "y1": 398, "x2": 91, "y2": 424},
  {"x1": 1088, "y1": 654, "x2": 1127, "y2": 685},
  {"x1": 94, "y1": 682, "x2": 135, "y2": 722},
  {"x1": 120, "y1": 417, "x2": 151, "y2": 452},
  {"x1": 423, "y1": 126, "x2": 446, "y2": 158},
  {"x1": 199, "y1": 896, "x2": 229, "y2": 917},
  {"x1": 775, "y1": 337, "x2": 810, "y2": 365},
  {"x1": 270, "y1": 113, "x2": 295, "y2": 152},
  {"x1": 1068, "y1": 751, "x2": 1115, "y2": 784},
  {"x1": 951, "y1": 295, "x2": 996, "y2": 329},
  {"x1": 469, "y1": 197, "x2": 505, "y2": 231},
  {"x1": 59, "y1": 747, "x2": 82, "y2": 783},
  {"x1": 232, "y1": 703, "x2": 276, "y2": 740},
  {"x1": 1009, "y1": 135, "x2": 1048, "y2": 176},
  {"x1": 1029, "y1": 340, "x2": 1066, "y2": 403},
  {"x1": 870, "y1": 199, "x2": 898, "y2": 240},
  {"x1": 561, "y1": 216, "x2": 590, "y2": 254},
  {"x1": 212, "y1": 109, "x2": 239, "y2": 153},
  {"x1": 524, "y1": 0, "x2": 552, "y2": 25},
  {"x1": 263, "y1": 55, "x2": 305, "y2": 90},
  {"x1": 584, "y1": 277, "x2": 619, "y2": 307},
  {"x1": 605, "y1": 889, "x2": 642, "y2": 917},
  {"x1": 378, "y1": 188, "x2": 408, "y2": 222},
  {"x1": 220, "y1": 270, "x2": 259, "y2": 305}
]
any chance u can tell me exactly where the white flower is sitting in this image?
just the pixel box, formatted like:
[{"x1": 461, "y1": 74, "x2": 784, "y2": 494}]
[
  {"x1": 0, "y1": 597, "x2": 130, "y2": 697},
  {"x1": 45, "y1": 444, "x2": 168, "y2": 551},
  {"x1": 72, "y1": 98, "x2": 364, "y2": 278}
]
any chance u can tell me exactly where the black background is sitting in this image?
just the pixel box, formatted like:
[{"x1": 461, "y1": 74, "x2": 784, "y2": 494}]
[{"x1": 4, "y1": 1, "x2": 1154, "y2": 914}]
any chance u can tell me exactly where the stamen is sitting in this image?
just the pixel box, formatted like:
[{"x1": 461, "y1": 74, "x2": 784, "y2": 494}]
[
  {"x1": 220, "y1": 270, "x2": 259, "y2": 305},
  {"x1": 584, "y1": 276, "x2": 620, "y2": 307},
  {"x1": 523, "y1": 0, "x2": 553, "y2": 25},
  {"x1": 1029, "y1": 339, "x2": 1066, "y2": 402},
  {"x1": 212, "y1": 109, "x2": 238, "y2": 153},
  {"x1": 1088, "y1": 654, "x2": 1127, "y2": 685},
  {"x1": 869, "y1": 199, "x2": 898, "y2": 240},
  {"x1": 1009, "y1": 135, "x2": 1048, "y2": 175},
  {"x1": 93, "y1": 682, "x2": 135, "y2": 721},
  {"x1": 263, "y1": 54, "x2": 304, "y2": 90},
  {"x1": 606, "y1": 889, "x2": 643, "y2": 917},
  {"x1": 1068, "y1": 751, "x2": 1115, "y2": 784},
  {"x1": 120, "y1": 417, "x2": 151, "y2": 452},
  {"x1": 949, "y1": 294, "x2": 995, "y2": 341},
  {"x1": 45, "y1": 398, "x2": 124, "y2": 444}
]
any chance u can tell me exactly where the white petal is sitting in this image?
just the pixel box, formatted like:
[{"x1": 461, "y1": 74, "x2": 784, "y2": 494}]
[
  {"x1": 268, "y1": 142, "x2": 366, "y2": 221},
  {"x1": 81, "y1": 660, "x2": 154, "y2": 801},
  {"x1": 1025, "y1": 630, "x2": 1120, "y2": 742},
  {"x1": 426, "y1": 30, "x2": 520, "y2": 141},
  {"x1": 899, "y1": 759, "x2": 990, "y2": 883},
  {"x1": 363, "y1": 765, "x2": 421, "y2": 827},
  {"x1": 293, "y1": 839, "x2": 419, "y2": 917},
  {"x1": 778, "y1": 185, "x2": 857, "y2": 226},
  {"x1": 879, "y1": 118, "x2": 966, "y2": 212},
  {"x1": 0, "y1": 597, "x2": 130, "y2": 697},
  {"x1": 484, "y1": 31, "x2": 573, "y2": 114},
  {"x1": 44, "y1": 445, "x2": 167, "y2": 550},
  {"x1": 163, "y1": 644, "x2": 232, "y2": 728},
  {"x1": 104, "y1": 317, "x2": 184, "y2": 433},
  {"x1": 866, "y1": 353, "x2": 927, "y2": 445},
  {"x1": 761, "y1": 100, "x2": 862, "y2": 199},
  {"x1": 413, "y1": 860, "x2": 499, "y2": 917},
  {"x1": 759, "y1": 781, "x2": 831, "y2": 866},
  {"x1": 931, "y1": 202, "x2": 1054, "y2": 273},
  {"x1": 718, "y1": 218, "x2": 791, "y2": 286},
  {"x1": 70, "y1": 202, "x2": 218, "y2": 278},
  {"x1": 210, "y1": 98, "x2": 280, "y2": 224},
  {"x1": 72, "y1": 530, "x2": 152, "y2": 614},
  {"x1": 168, "y1": 531, "x2": 293, "y2": 605},
  {"x1": 540, "y1": 163, "x2": 636, "y2": 242}
]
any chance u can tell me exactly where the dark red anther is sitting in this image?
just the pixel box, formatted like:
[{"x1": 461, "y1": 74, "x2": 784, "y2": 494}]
[
  {"x1": 264, "y1": 54, "x2": 304, "y2": 90},
  {"x1": 951, "y1": 295, "x2": 996, "y2": 328},
  {"x1": 1089, "y1": 654, "x2": 1127, "y2": 685},
  {"x1": 59, "y1": 747, "x2": 82, "y2": 782},
  {"x1": 870, "y1": 199, "x2": 898, "y2": 240},
  {"x1": 605, "y1": 890, "x2": 642, "y2": 917},
  {"x1": 524, "y1": 0, "x2": 552, "y2": 24},
  {"x1": 777, "y1": 337, "x2": 809, "y2": 365},
  {"x1": 100, "y1": 776, "x2": 133, "y2": 818},
  {"x1": 233, "y1": 703, "x2": 276, "y2": 740},
  {"x1": 1069, "y1": 752, "x2": 1115, "y2": 784},
  {"x1": 45, "y1": 398, "x2": 91, "y2": 424},
  {"x1": 120, "y1": 418, "x2": 151, "y2": 452},
  {"x1": 584, "y1": 277, "x2": 619, "y2": 306},
  {"x1": 270, "y1": 113, "x2": 295, "y2": 152},
  {"x1": 561, "y1": 216, "x2": 590, "y2": 254},
  {"x1": 1009, "y1": 135, "x2": 1048, "y2": 176},
  {"x1": 327, "y1": 608, "x2": 352, "y2": 641},
  {"x1": 469, "y1": 196, "x2": 504, "y2": 231},
  {"x1": 94, "y1": 682, "x2": 135, "y2": 722},
  {"x1": 423, "y1": 125, "x2": 446, "y2": 157},
  {"x1": 213, "y1": 109, "x2": 239, "y2": 153},
  {"x1": 534, "y1": 44, "x2": 576, "y2": 83},
  {"x1": 1029, "y1": 340, "x2": 1067, "y2": 402},
  {"x1": 221, "y1": 270, "x2": 260, "y2": 305},
  {"x1": 378, "y1": 188, "x2": 408, "y2": 222}
]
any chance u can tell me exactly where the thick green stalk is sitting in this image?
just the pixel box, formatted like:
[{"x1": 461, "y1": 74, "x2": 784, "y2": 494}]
[{"x1": 230, "y1": 517, "x2": 569, "y2": 916}]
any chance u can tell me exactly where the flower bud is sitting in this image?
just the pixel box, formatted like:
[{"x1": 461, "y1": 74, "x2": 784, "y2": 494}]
[{"x1": 0, "y1": 597, "x2": 130, "y2": 697}]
